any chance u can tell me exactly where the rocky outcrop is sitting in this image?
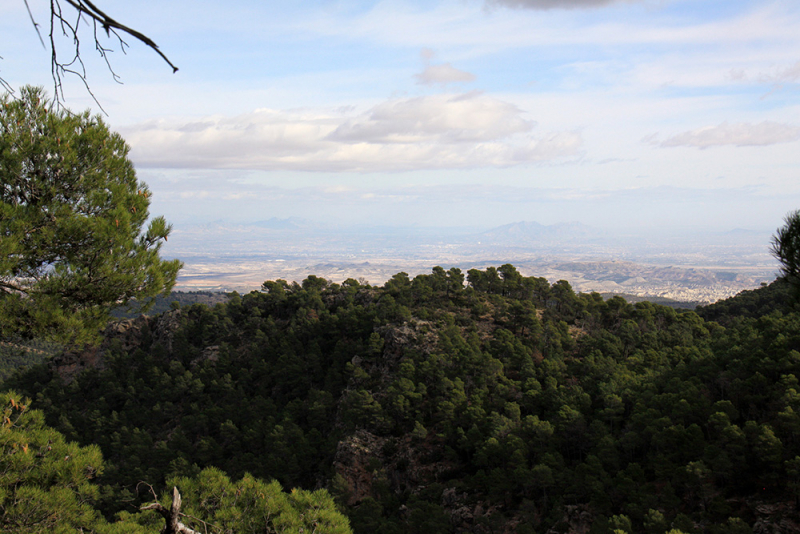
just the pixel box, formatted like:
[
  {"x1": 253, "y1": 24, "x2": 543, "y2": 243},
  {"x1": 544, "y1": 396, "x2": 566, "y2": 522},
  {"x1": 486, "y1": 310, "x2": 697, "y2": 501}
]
[
  {"x1": 333, "y1": 428, "x2": 512, "y2": 532},
  {"x1": 379, "y1": 320, "x2": 437, "y2": 360},
  {"x1": 51, "y1": 345, "x2": 107, "y2": 385},
  {"x1": 544, "y1": 505, "x2": 593, "y2": 534},
  {"x1": 333, "y1": 430, "x2": 388, "y2": 506},
  {"x1": 52, "y1": 310, "x2": 183, "y2": 384},
  {"x1": 151, "y1": 309, "x2": 182, "y2": 353},
  {"x1": 191, "y1": 345, "x2": 220, "y2": 368},
  {"x1": 443, "y1": 488, "x2": 514, "y2": 533},
  {"x1": 753, "y1": 502, "x2": 800, "y2": 534}
]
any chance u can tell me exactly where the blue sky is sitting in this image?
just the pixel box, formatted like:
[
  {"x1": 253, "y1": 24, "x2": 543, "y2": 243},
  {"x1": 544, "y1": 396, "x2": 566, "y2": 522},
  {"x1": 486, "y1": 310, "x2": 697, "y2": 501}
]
[{"x1": 2, "y1": 0, "x2": 800, "y2": 234}]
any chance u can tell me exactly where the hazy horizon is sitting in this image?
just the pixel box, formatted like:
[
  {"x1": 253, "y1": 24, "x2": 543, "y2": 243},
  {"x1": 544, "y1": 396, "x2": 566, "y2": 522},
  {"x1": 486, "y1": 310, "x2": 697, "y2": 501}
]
[
  {"x1": 4, "y1": 0, "x2": 799, "y2": 245},
  {"x1": 157, "y1": 216, "x2": 779, "y2": 303}
]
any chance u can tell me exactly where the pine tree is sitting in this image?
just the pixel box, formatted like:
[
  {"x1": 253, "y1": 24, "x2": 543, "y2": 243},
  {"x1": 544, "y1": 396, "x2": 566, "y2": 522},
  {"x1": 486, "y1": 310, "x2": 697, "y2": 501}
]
[
  {"x1": 771, "y1": 209, "x2": 800, "y2": 297},
  {"x1": 0, "y1": 86, "x2": 182, "y2": 344},
  {"x1": 0, "y1": 392, "x2": 105, "y2": 533}
]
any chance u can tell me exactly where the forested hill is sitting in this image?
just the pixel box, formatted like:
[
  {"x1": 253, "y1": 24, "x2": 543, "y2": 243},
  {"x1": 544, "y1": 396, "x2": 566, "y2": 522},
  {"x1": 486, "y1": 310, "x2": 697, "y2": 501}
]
[
  {"x1": 5, "y1": 267, "x2": 800, "y2": 534},
  {"x1": 695, "y1": 278, "x2": 797, "y2": 325}
]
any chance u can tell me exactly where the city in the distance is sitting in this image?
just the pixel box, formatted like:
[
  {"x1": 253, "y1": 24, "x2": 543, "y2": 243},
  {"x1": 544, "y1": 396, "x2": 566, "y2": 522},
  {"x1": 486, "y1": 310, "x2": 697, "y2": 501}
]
[{"x1": 165, "y1": 217, "x2": 778, "y2": 305}]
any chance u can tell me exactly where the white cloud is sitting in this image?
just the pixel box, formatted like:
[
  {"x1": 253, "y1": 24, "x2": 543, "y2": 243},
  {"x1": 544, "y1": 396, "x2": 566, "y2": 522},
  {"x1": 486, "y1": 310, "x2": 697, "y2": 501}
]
[
  {"x1": 759, "y1": 60, "x2": 800, "y2": 84},
  {"x1": 415, "y1": 63, "x2": 476, "y2": 85},
  {"x1": 726, "y1": 68, "x2": 748, "y2": 82},
  {"x1": 659, "y1": 121, "x2": 800, "y2": 149},
  {"x1": 512, "y1": 132, "x2": 584, "y2": 162},
  {"x1": 420, "y1": 47, "x2": 436, "y2": 60},
  {"x1": 328, "y1": 92, "x2": 529, "y2": 143},
  {"x1": 486, "y1": 0, "x2": 635, "y2": 10},
  {"x1": 304, "y1": 2, "x2": 800, "y2": 54},
  {"x1": 123, "y1": 92, "x2": 580, "y2": 172},
  {"x1": 179, "y1": 190, "x2": 212, "y2": 199},
  {"x1": 721, "y1": 60, "x2": 800, "y2": 91}
]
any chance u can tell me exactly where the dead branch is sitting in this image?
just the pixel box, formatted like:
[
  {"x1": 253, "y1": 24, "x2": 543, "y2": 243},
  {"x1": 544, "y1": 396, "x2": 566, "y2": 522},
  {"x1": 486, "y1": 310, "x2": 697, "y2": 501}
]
[
  {"x1": 141, "y1": 486, "x2": 205, "y2": 534},
  {"x1": 62, "y1": 0, "x2": 178, "y2": 73},
  {"x1": 4, "y1": 0, "x2": 178, "y2": 110}
]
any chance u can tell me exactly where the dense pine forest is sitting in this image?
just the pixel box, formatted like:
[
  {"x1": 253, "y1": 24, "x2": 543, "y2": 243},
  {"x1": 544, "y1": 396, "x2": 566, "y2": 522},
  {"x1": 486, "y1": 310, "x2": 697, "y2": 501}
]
[{"x1": 3, "y1": 265, "x2": 800, "y2": 533}]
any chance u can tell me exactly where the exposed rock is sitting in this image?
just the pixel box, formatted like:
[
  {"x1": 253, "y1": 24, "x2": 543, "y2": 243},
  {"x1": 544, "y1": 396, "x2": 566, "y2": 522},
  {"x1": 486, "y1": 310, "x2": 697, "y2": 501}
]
[
  {"x1": 568, "y1": 324, "x2": 587, "y2": 340},
  {"x1": 333, "y1": 427, "x2": 507, "y2": 531},
  {"x1": 544, "y1": 504, "x2": 593, "y2": 534},
  {"x1": 52, "y1": 310, "x2": 183, "y2": 384},
  {"x1": 753, "y1": 501, "x2": 800, "y2": 534},
  {"x1": 52, "y1": 345, "x2": 106, "y2": 385},
  {"x1": 52, "y1": 315, "x2": 148, "y2": 384},
  {"x1": 332, "y1": 430, "x2": 388, "y2": 506},
  {"x1": 151, "y1": 309, "x2": 182, "y2": 352},
  {"x1": 191, "y1": 345, "x2": 220, "y2": 368},
  {"x1": 379, "y1": 320, "x2": 437, "y2": 360},
  {"x1": 444, "y1": 488, "x2": 477, "y2": 531},
  {"x1": 442, "y1": 489, "x2": 511, "y2": 532},
  {"x1": 105, "y1": 315, "x2": 151, "y2": 353},
  {"x1": 383, "y1": 433, "x2": 458, "y2": 492}
]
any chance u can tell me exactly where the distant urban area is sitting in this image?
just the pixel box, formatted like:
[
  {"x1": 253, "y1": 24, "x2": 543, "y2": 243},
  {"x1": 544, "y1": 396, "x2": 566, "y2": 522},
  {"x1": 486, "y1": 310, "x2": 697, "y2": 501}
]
[{"x1": 164, "y1": 219, "x2": 777, "y2": 305}]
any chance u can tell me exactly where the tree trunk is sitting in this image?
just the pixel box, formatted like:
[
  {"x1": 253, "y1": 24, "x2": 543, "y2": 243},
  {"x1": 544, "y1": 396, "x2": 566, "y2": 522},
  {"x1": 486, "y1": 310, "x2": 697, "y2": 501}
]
[{"x1": 141, "y1": 487, "x2": 203, "y2": 534}]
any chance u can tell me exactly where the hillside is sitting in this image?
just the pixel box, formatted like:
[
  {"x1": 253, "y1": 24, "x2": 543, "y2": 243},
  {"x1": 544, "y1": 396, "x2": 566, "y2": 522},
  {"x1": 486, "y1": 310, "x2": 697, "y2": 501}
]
[
  {"x1": 110, "y1": 290, "x2": 231, "y2": 319},
  {"x1": 4, "y1": 267, "x2": 800, "y2": 533},
  {"x1": 695, "y1": 278, "x2": 796, "y2": 325}
]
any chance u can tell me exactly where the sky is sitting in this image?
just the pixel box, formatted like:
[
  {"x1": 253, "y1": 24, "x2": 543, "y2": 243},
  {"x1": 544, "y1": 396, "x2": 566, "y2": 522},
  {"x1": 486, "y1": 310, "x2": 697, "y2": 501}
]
[{"x1": 2, "y1": 0, "x2": 800, "y2": 235}]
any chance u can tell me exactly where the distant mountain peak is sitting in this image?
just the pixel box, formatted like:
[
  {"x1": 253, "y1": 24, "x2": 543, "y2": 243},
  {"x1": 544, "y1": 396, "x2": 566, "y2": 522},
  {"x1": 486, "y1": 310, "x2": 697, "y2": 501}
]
[
  {"x1": 250, "y1": 217, "x2": 317, "y2": 230},
  {"x1": 481, "y1": 221, "x2": 599, "y2": 241}
]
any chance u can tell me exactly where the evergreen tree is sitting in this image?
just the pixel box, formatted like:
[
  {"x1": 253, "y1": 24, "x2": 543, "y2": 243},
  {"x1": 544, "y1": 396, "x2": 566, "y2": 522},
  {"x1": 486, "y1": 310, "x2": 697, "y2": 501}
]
[
  {"x1": 0, "y1": 391, "x2": 104, "y2": 533},
  {"x1": 771, "y1": 209, "x2": 800, "y2": 297},
  {"x1": 123, "y1": 467, "x2": 352, "y2": 534},
  {"x1": 0, "y1": 87, "x2": 182, "y2": 344}
]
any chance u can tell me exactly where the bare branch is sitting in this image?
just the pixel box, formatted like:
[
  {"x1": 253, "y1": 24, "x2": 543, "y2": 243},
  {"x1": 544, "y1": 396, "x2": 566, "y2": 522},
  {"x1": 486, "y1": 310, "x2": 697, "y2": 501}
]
[
  {"x1": 136, "y1": 480, "x2": 160, "y2": 502},
  {"x1": 62, "y1": 0, "x2": 178, "y2": 73},
  {"x1": 9, "y1": 0, "x2": 178, "y2": 111},
  {"x1": 0, "y1": 72, "x2": 12, "y2": 95},
  {"x1": 23, "y1": 0, "x2": 46, "y2": 48},
  {"x1": 140, "y1": 487, "x2": 206, "y2": 534},
  {"x1": 0, "y1": 281, "x2": 28, "y2": 296}
]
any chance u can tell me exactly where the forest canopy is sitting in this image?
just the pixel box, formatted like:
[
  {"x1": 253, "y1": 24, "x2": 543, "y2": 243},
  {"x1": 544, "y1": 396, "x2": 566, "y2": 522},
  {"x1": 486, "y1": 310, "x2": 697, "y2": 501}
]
[{"x1": 3, "y1": 266, "x2": 798, "y2": 533}]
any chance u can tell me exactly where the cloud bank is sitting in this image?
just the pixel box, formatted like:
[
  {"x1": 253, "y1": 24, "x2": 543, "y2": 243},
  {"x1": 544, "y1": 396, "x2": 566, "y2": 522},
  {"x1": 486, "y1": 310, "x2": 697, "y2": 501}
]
[
  {"x1": 123, "y1": 92, "x2": 581, "y2": 172},
  {"x1": 659, "y1": 121, "x2": 800, "y2": 149}
]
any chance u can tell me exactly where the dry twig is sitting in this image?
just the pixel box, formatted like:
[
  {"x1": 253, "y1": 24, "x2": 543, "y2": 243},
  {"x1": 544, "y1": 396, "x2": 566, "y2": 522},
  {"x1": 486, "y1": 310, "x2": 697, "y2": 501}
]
[{"x1": 4, "y1": 0, "x2": 177, "y2": 112}]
